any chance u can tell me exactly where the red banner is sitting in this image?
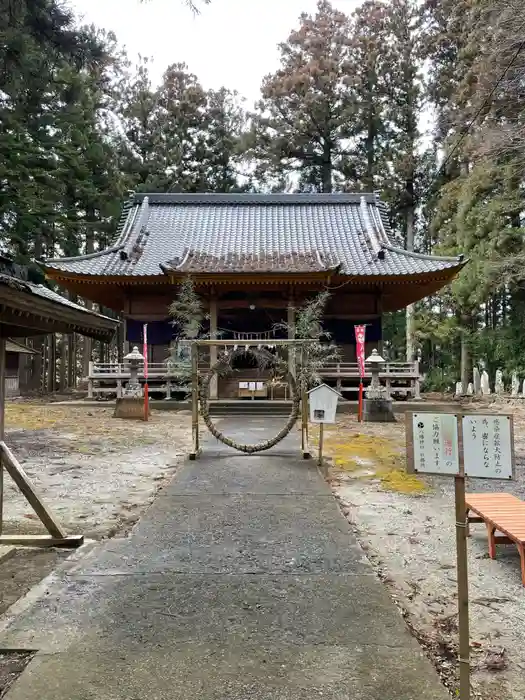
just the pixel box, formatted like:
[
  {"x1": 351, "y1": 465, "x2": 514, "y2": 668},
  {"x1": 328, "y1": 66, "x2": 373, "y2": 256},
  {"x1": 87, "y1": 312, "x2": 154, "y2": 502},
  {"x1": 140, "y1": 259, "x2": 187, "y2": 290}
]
[
  {"x1": 355, "y1": 325, "x2": 366, "y2": 378},
  {"x1": 143, "y1": 323, "x2": 148, "y2": 380}
]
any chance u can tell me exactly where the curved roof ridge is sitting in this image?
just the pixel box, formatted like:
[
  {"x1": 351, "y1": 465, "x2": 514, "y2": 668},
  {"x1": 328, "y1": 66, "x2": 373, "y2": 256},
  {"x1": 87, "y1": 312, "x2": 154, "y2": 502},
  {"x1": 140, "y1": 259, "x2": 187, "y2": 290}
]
[
  {"x1": 383, "y1": 244, "x2": 464, "y2": 264},
  {"x1": 43, "y1": 194, "x2": 138, "y2": 266},
  {"x1": 359, "y1": 195, "x2": 383, "y2": 257},
  {"x1": 43, "y1": 244, "x2": 123, "y2": 264}
]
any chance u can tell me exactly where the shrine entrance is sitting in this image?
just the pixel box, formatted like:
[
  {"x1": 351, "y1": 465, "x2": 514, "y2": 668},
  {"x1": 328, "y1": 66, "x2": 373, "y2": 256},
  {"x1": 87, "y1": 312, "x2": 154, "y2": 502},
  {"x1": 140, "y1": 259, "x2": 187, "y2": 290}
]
[{"x1": 183, "y1": 339, "x2": 314, "y2": 460}]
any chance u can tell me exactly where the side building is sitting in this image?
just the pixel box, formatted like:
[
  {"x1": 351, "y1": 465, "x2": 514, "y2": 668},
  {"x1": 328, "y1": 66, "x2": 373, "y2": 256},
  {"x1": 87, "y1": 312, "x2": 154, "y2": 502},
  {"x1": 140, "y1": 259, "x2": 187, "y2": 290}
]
[{"x1": 42, "y1": 192, "x2": 465, "y2": 399}]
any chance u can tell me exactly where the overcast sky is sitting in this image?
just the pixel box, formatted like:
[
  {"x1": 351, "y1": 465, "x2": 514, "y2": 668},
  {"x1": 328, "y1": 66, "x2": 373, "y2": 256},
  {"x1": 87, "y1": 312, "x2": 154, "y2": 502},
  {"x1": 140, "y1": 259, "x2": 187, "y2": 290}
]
[{"x1": 70, "y1": 0, "x2": 362, "y2": 106}]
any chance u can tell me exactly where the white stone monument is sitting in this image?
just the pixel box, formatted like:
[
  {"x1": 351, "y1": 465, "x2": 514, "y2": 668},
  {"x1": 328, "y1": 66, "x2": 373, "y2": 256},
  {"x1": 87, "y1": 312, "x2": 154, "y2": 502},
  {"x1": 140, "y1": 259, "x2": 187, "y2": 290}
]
[
  {"x1": 473, "y1": 367, "x2": 481, "y2": 395},
  {"x1": 495, "y1": 369, "x2": 504, "y2": 395},
  {"x1": 455, "y1": 381, "x2": 463, "y2": 397},
  {"x1": 481, "y1": 371, "x2": 491, "y2": 396},
  {"x1": 511, "y1": 372, "x2": 520, "y2": 397},
  {"x1": 467, "y1": 383, "x2": 474, "y2": 395}
]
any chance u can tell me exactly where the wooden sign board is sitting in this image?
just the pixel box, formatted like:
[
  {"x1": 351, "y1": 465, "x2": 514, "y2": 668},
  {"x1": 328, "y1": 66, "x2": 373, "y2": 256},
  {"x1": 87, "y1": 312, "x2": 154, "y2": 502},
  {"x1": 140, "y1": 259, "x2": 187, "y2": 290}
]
[
  {"x1": 406, "y1": 412, "x2": 515, "y2": 480},
  {"x1": 462, "y1": 414, "x2": 514, "y2": 480},
  {"x1": 407, "y1": 413, "x2": 459, "y2": 476}
]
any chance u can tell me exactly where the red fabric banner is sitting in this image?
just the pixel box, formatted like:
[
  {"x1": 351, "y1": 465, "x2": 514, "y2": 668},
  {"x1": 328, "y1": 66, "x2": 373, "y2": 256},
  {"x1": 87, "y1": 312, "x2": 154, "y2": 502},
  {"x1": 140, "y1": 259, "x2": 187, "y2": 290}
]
[
  {"x1": 143, "y1": 323, "x2": 148, "y2": 380},
  {"x1": 355, "y1": 324, "x2": 366, "y2": 378}
]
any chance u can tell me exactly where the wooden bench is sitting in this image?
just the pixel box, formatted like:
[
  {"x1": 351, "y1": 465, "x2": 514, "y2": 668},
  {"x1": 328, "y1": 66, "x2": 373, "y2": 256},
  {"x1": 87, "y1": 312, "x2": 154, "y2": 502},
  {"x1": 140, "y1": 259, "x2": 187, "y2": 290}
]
[{"x1": 466, "y1": 493, "x2": 525, "y2": 586}]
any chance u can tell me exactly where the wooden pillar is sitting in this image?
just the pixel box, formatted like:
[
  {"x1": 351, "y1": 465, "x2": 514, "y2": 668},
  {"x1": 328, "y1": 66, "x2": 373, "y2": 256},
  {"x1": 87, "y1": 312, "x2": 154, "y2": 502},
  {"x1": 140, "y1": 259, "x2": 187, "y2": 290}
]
[
  {"x1": 287, "y1": 299, "x2": 296, "y2": 377},
  {"x1": 209, "y1": 295, "x2": 218, "y2": 400},
  {"x1": 120, "y1": 317, "x2": 128, "y2": 361},
  {"x1": 0, "y1": 334, "x2": 5, "y2": 534},
  {"x1": 123, "y1": 299, "x2": 131, "y2": 357}
]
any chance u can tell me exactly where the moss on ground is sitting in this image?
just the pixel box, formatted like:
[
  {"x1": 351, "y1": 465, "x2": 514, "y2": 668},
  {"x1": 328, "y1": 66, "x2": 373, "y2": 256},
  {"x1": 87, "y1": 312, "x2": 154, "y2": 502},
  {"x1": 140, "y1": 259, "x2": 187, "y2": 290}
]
[{"x1": 311, "y1": 427, "x2": 428, "y2": 495}]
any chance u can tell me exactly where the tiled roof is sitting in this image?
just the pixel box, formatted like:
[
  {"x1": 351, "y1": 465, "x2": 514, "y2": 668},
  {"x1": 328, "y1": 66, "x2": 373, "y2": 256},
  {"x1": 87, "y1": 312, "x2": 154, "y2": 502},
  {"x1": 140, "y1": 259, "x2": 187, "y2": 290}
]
[
  {"x1": 0, "y1": 273, "x2": 114, "y2": 321},
  {"x1": 43, "y1": 193, "x2": 464, "y2": 278}
]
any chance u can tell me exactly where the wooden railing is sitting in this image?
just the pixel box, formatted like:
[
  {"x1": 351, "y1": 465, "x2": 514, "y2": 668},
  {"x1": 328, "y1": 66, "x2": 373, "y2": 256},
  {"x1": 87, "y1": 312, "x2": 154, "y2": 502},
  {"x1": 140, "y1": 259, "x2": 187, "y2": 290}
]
[
  {"x1": 321, "y1": 361, "x2": 419, "y2": 377},
  {"x1": 87, "y1": 358, "x2": 421, "y2": 400}
]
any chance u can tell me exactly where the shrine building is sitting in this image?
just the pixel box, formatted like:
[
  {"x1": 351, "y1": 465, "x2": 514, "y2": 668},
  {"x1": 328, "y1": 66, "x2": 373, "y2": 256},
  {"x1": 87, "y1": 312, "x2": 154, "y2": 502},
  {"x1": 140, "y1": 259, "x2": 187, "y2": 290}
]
[{"x1": 42, "y1": 192, "x2": 465, "y2": 399}]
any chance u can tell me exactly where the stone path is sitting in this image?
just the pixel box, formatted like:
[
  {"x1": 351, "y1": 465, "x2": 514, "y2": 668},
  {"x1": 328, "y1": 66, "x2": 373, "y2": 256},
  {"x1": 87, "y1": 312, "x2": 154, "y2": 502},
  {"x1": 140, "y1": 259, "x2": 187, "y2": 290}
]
[{"x1": 2, "y1": 419, "x2": 448, "y2": 699}]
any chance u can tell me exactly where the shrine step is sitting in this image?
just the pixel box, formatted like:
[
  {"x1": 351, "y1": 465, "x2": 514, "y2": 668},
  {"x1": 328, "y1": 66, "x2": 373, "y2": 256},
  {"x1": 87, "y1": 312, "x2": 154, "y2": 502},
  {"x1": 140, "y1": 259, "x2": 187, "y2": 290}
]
[{"x1": 209, "y1": 400, "x2": 293, "y2": 416}]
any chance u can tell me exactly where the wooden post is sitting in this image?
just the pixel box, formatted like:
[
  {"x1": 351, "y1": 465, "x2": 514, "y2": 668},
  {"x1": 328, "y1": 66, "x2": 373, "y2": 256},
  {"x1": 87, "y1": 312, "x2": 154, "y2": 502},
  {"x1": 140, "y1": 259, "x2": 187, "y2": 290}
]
[
  {"x1": 143, "y1": 324, "x2": 149, "y2": 422},
  {"x1": 209, "y1": 295, "x2": 218, "y2": 400},
  {"x1": 318, "y1": 422, "x2": 324, "y2": 467},
  {"x1": 300, "y1": 345, "x2": 310, "y2": 459},
  {"x1": 190, "y1": 342, "x2": 200, "y2": 459},
  {"x1": 0, "y1": 335, "x2": 5, "y2": 535},
  {"x1": 456, "y1": 422, "x2": 470, "y2": 700},
  {"x1": 0, "y1": 441, "x2": 64, "y2": 538}
]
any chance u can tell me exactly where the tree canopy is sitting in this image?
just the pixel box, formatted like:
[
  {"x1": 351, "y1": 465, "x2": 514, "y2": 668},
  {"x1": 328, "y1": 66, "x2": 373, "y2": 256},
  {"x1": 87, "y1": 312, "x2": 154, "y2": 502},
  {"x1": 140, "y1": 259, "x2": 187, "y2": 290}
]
[{"x1": 2, "y1": 0, "x2": 525, "y2": 391}]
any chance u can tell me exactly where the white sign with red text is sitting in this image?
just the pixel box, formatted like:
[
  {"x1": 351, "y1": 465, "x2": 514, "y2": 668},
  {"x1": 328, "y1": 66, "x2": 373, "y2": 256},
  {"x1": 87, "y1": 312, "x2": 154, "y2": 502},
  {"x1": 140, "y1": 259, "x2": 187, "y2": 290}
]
[{"x1": 412, "y1": 413, "x2": 459, "y2": 476}]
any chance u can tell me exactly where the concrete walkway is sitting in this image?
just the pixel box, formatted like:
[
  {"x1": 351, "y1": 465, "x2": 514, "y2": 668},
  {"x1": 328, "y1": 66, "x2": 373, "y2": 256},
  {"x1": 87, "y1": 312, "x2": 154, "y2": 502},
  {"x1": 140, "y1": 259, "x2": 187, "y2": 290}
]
[{"x1": 3, "y1": 419, "x2": 448, "y2": 699}]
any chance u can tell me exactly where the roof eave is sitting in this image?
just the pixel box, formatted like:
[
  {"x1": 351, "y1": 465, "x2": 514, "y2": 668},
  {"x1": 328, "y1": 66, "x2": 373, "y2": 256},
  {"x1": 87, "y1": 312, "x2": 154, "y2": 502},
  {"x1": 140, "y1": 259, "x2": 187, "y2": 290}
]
[{"x1": 0, "y1": 284, "x2": 118, "y2": 342}]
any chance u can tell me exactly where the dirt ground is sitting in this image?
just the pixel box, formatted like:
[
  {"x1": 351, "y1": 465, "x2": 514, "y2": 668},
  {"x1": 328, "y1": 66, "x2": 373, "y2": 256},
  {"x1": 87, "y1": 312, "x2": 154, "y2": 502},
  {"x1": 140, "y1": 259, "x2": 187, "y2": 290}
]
[
  {"x1": 0, "y1": 401, "x2": 192, "y2": 696},
  {"x1": 2, "y1": 402, "x2": 192, "y2": 539},
  {"x1": 312, "y1": 400, "x2": 525, "y2": 700}
]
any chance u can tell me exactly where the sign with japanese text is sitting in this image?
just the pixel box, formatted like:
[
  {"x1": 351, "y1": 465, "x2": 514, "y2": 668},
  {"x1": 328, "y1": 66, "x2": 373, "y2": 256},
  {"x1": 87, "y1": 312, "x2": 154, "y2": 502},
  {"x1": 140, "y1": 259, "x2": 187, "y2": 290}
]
[
  {"x1": 411, "y1": 413, "x2": 459, "y2": 475},
  {"x1": 462, "y1": 415, "x2": 514, "y2": 480},
  {"x1": 354, "y1": 325, "x2": 366, "y2": 378}
]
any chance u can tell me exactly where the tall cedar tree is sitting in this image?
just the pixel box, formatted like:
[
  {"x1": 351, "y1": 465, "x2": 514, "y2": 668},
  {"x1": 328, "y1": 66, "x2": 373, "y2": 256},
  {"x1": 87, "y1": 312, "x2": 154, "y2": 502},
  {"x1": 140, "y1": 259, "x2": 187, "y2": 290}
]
[
  {"x1": 251, "y1": 0, "x2": 355, "y2": 193},
  {"x1": 117, "y1": 62, "x2": 247, "y2": 192},
  {"x1": 419, "y1": 0, "x2": 525, "y2": 386}
]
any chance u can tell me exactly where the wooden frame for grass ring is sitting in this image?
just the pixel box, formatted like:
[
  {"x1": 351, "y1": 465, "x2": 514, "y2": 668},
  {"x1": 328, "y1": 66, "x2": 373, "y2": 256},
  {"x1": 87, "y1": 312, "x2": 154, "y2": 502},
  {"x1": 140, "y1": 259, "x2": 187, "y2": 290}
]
[{"x1": 180, "y1": 338, "x2": 316, "y2": 460}]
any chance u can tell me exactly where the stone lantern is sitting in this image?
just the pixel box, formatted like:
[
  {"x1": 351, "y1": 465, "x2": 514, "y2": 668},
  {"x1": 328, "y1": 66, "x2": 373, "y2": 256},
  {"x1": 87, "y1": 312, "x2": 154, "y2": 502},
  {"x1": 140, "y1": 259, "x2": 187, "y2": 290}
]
[
  {"x1": 123, "y1": 346, "x2": 144, "y2": 397},
  {"x1": 114, "y1": 346, "x2": 147, "y2": 420},
  {"x1": 365, "y1": 349, "x2": 386, "y2": 398},
  {"x1": 364, "y1": 349, "x2": 395, "y2": 423}
]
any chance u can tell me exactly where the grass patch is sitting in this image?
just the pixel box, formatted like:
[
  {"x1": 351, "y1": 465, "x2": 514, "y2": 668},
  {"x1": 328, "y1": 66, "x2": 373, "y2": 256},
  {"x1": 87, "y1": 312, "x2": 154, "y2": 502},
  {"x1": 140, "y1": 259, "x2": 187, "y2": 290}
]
[{"x1": 5, "y1": 404, "x2": 67, "y2": 430}]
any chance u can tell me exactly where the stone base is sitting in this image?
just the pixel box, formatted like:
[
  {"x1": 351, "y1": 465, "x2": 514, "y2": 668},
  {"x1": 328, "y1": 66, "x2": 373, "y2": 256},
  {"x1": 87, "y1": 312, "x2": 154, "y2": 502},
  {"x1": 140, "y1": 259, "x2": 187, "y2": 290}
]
[
  {"x1": 363, "y1": 398, "x2": 396, "y2": 423},
  {"x1": 114, "y1": 397, "x2": 149, "y2": 420}
]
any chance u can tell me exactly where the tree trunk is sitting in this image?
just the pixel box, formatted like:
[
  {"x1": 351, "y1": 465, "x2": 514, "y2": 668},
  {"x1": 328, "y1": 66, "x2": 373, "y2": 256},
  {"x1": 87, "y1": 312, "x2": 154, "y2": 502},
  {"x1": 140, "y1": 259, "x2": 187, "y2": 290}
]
[
  {"x1": 67, "y1": 291, "x2": 78, "y2": 388},
  {"x1": 31, "y1": 233, "x2": 45, "y2": 391},
  {"x1": 405, "y1": 205, "x2": 415, "y2": 362},
  {"x1": 30, "y1": 338, "x2": 43, "y2": 392},
  {"x1": 68, "y1": 334, "x2": 77, "y2": 388},
  {"x1": 82, "y1": 219, "x2": 95, "y2": 376},
  {"x1": 321, "y1": 142, "x2": 332, "y2": 193},
  {"x1": 47, "y1": 334, "x2": 56, "y2": 393},
  {"x1": 460, "y1": 315, "x2": 470, "y2": 390},
  {"x1": 59, "y1": 334, "x2": 67, "y2": 392}
]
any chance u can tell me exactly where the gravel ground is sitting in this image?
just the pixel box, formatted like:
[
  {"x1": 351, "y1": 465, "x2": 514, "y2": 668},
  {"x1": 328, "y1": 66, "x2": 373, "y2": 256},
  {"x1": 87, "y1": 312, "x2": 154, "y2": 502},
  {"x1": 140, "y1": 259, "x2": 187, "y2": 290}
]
[
  {"x1": 323, "y1": 401, "x2": 525, "y2": 700},
  {"x1": 2, "y1": 403, "x2": 193, "y2": 539}
]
